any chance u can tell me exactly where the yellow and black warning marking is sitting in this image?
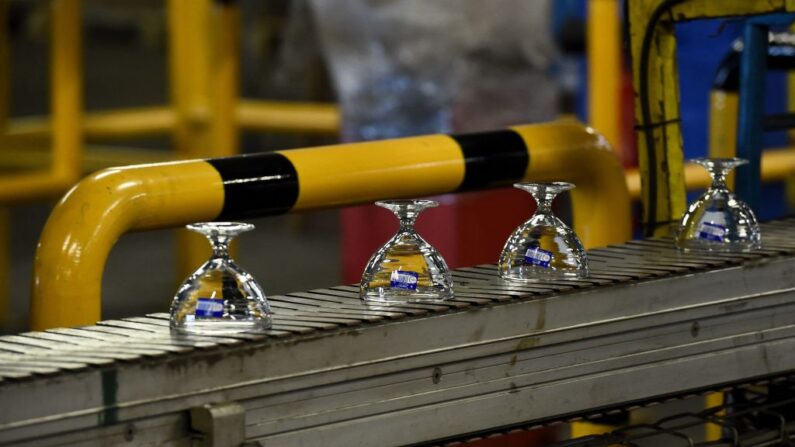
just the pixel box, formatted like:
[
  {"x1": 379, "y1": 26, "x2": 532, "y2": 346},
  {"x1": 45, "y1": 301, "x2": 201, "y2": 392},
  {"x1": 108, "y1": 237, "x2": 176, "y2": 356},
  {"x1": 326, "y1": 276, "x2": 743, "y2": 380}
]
[
  {"x1": 33, "y1": 120, "x2": 631, "y2": 330},
  {"x1": 203, "y1": 128, "x2": 531, "y2": 220},
  {"x1": 450, "y1": 129, "x2": 530, "y2": 191},
  {"x1": 207, "y1": 152, "x2": 299, "y2": 219}
]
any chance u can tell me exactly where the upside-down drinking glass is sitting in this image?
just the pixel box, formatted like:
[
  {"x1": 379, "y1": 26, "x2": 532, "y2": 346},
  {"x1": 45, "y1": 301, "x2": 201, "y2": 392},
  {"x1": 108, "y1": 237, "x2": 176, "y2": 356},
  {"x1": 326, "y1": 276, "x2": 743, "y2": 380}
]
[
  {"x1": 170, "y1": 222, "x2": 272, "y2": 335},
  {"x1": 676, "y1": 157, "x2": 761, "y2": 252},
  {"x1": 498, "y1": 182, "x2": 588, "y2": 281},
  {"x1": 360, "y1": 200, "x2": 454, "y2": 303}
]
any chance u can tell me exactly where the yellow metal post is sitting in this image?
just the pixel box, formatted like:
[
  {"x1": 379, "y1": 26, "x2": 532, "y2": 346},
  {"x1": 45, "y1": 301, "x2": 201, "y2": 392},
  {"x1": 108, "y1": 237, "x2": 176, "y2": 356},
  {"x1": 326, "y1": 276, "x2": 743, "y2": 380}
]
[
  {"x1": 168, "y1": 0, "x2": 212, "y2": 157},
  {"x1": 557, "y1": 2, "x2": 623, "y2": 425},
  {"x1": 584, "y1": 4, "x2": 630, "y2": 435},
  {"x1": 211, "y1": 0, "x2": 239, "y2": 157},
  {"x1": 709, "y1": 89, "x2": 739, "y2": 188},
  {"x1": 0, "y1": 0, "x2": 82, "y2": 203},
  {"x1": 628, "y1": 0, "x2": 687, "y2": 236},
  {"x1": 580, "y1": 6, "x2": 622, "y2": 432},
  {"x1": 168, "y1": 0, "x2": 218, "y2": 279},
  {"x1": 704, "y1": 392, "x2": 724, "y2": 441},
  {"x1": 587, "y1": 0, "x2": 622, "y2": 149},
  {"x1": 0, "y1": 1, "x2": 9, "y2": 327},
  {"x1": 0, "y1": 0, "x2": 7, "y2": 132},
  {"x1": 202, "y1": 0, "x2": 243, "y2": 272},
  {"x1": 51, "y1": 0, "x2": 83, "y2": 184},
  {"x1": 709, "y1": 90, "x2": 739, "y2": 158},
  {"x1": 0, "y1": 207, "x2": 8, "y2": 328},
  {"x1": 788, "y1": 24, "x2": 795, "y2": 209}
]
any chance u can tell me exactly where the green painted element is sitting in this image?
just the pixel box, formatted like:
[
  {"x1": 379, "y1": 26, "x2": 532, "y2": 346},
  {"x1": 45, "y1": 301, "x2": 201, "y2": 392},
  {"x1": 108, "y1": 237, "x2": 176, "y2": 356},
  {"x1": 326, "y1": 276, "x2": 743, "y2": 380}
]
[{"x1": 99, "y1": 368, "x2": 118, "y2": 425}]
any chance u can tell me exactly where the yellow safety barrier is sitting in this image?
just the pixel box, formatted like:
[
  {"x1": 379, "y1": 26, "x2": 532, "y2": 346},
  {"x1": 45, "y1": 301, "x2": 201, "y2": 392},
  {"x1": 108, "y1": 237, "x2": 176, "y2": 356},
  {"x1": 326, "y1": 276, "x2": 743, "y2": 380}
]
[{"x1": 31, "y1": 120, "x2": 631, "y2": 330}]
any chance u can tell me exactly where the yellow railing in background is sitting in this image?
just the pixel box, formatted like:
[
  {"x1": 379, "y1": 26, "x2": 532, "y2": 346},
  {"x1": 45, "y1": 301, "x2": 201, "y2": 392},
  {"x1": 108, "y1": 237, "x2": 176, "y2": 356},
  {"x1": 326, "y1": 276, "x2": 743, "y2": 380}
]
[
  {"x1": 0, "y1": 0, "x2": 82, "y2": 204},
  {"x1": 0, "y1": 0, "x2": 340, "y2": 327},
  {"x1": 625, "y1": 147, "x2": 795, "y2": 198}
]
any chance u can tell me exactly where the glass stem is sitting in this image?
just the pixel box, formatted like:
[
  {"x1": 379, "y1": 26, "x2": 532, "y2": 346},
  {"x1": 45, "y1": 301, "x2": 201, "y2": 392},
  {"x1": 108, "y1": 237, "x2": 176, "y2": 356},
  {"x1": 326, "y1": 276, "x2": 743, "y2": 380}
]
[
  {"x1": 394, "y1": 208, "x2": 421, "y2": 231},
  {"x1": 709, "y1": 166, "x2": 730, "y2": 191},
  {"x1": 208, "y1": 235, "x2": 233, "y2": 259},
  {"x1": 399, "y1": 216, "x2": 417, "y2": 231},
  {"x1": 533, "y1": 191, "x2": 557, "y2": 215}
]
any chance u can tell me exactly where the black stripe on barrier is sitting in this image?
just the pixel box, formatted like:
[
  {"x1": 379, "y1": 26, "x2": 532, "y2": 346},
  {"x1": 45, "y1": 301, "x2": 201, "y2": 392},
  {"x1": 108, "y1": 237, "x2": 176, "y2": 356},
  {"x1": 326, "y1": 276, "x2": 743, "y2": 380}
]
[
  {"x1": 451, "y1": 129, "x2": 529, "y2": 191},
  {"x1": 208, "y1": 153, "x2": 299, "y2": 219}
]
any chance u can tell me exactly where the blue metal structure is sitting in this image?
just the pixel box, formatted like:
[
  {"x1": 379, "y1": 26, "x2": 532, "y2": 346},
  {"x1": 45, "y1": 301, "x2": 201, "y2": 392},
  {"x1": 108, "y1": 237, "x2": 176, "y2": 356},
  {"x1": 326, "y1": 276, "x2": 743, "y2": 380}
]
[{"x1": 735, "y1": 22, "x2": 769, "y2": 210}]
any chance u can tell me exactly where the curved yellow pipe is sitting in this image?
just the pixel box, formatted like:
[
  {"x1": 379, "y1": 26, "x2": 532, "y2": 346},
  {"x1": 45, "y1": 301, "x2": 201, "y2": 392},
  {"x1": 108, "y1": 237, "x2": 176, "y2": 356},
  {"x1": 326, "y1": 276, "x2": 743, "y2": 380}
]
[
  {"x1": 513, "y1": 122, "x2": 631, "y2": 249},
  {"x1": 31, "y1": 161, "x2": 224, "y2": 330},
  {"x1": 32, "y1": 121, "x2": 630, "y2": 330}
]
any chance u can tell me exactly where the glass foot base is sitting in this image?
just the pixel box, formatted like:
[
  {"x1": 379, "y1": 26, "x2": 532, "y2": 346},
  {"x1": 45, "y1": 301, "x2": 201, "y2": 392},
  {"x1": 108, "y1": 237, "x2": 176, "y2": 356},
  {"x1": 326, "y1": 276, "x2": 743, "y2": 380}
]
[
  {"x1": 361, "y1": 288, "x2": 454, "y2": 304},
  {"x1": 676, "y1": 239, "x2": 760, "y2": 253},
  {"x1": 499, "y1": 267, "x2": 588, "y2": 282},
  {"x1": 171, "y1": 319, "x2": 270, "y2": 336}
]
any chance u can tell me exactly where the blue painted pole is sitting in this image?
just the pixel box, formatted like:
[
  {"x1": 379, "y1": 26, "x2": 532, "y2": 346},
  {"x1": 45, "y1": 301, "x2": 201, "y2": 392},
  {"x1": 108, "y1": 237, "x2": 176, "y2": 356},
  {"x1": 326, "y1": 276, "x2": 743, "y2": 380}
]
[{"x1": 735, "y1": 23, "x2": 768, "y2": 211}]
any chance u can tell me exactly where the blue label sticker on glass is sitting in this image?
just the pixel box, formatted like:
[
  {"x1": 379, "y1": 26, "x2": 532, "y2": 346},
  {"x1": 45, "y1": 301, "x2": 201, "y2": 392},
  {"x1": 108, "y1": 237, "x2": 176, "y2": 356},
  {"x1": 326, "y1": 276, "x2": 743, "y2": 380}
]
[
  {"x1": 697, "y1": 222, "x2": 727, "y2": 242},
  {"x1": 524, "y1": 247, "x2": 553, "y2": 268},
  {"x1": 195, "y1": 298, "x2": 224, "y2": 318},
  {"x1": 390, "y1": 270, "x2": 419, "y2": 291}
]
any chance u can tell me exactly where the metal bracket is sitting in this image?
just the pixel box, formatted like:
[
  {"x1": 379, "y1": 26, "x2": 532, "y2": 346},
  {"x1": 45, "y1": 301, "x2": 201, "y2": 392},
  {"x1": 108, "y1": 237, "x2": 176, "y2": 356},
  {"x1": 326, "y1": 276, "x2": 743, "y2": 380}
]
[{"x1": 190, "y1": 402, "x2": 246, "y2": 447}]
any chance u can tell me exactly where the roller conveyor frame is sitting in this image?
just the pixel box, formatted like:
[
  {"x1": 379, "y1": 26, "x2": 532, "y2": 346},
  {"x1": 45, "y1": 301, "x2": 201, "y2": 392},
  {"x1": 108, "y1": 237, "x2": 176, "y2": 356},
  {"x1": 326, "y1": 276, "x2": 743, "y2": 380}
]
[{"x1": 4, "y1": 220, "x2": 795, "y2": 446}]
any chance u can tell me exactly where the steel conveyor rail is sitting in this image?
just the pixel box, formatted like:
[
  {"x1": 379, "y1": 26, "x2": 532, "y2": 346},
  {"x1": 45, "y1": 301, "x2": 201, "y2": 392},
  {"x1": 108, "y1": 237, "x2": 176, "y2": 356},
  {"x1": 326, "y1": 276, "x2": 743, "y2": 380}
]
[{"x1": 4, "y1": 219, "x2": 795, "y2": 445}]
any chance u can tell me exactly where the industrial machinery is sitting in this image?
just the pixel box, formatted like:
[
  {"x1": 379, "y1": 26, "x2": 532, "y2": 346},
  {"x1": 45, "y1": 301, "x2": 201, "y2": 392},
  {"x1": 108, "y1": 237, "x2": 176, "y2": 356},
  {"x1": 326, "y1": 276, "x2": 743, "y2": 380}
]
[{"x1": 4, "y1": 220, "x2": 795, "y2": 445}]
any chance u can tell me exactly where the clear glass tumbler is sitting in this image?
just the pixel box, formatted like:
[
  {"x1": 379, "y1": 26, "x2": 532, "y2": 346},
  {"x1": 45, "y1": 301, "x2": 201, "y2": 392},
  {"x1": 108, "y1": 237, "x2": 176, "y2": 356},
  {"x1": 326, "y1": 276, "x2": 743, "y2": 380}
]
[
  {"x1": 676, "y1": 157, "x2": 761, "y2": 252},
  {"x1": 498, "y1": 182, "x2": 588, "y2": 281},
  {"x1": 360, "y1": 199, "x2": 454, "y2": 303},
  {"x1": 170, "y1": 222, "x2": 272, "y2": 335}
]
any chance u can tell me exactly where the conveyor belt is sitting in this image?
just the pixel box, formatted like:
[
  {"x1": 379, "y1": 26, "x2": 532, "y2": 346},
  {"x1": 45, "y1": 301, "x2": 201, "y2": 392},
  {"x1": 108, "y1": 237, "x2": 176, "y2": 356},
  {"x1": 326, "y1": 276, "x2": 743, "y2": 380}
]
[{"x1": 3, "y1": 220, "x2": 795, "y2": 446}]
